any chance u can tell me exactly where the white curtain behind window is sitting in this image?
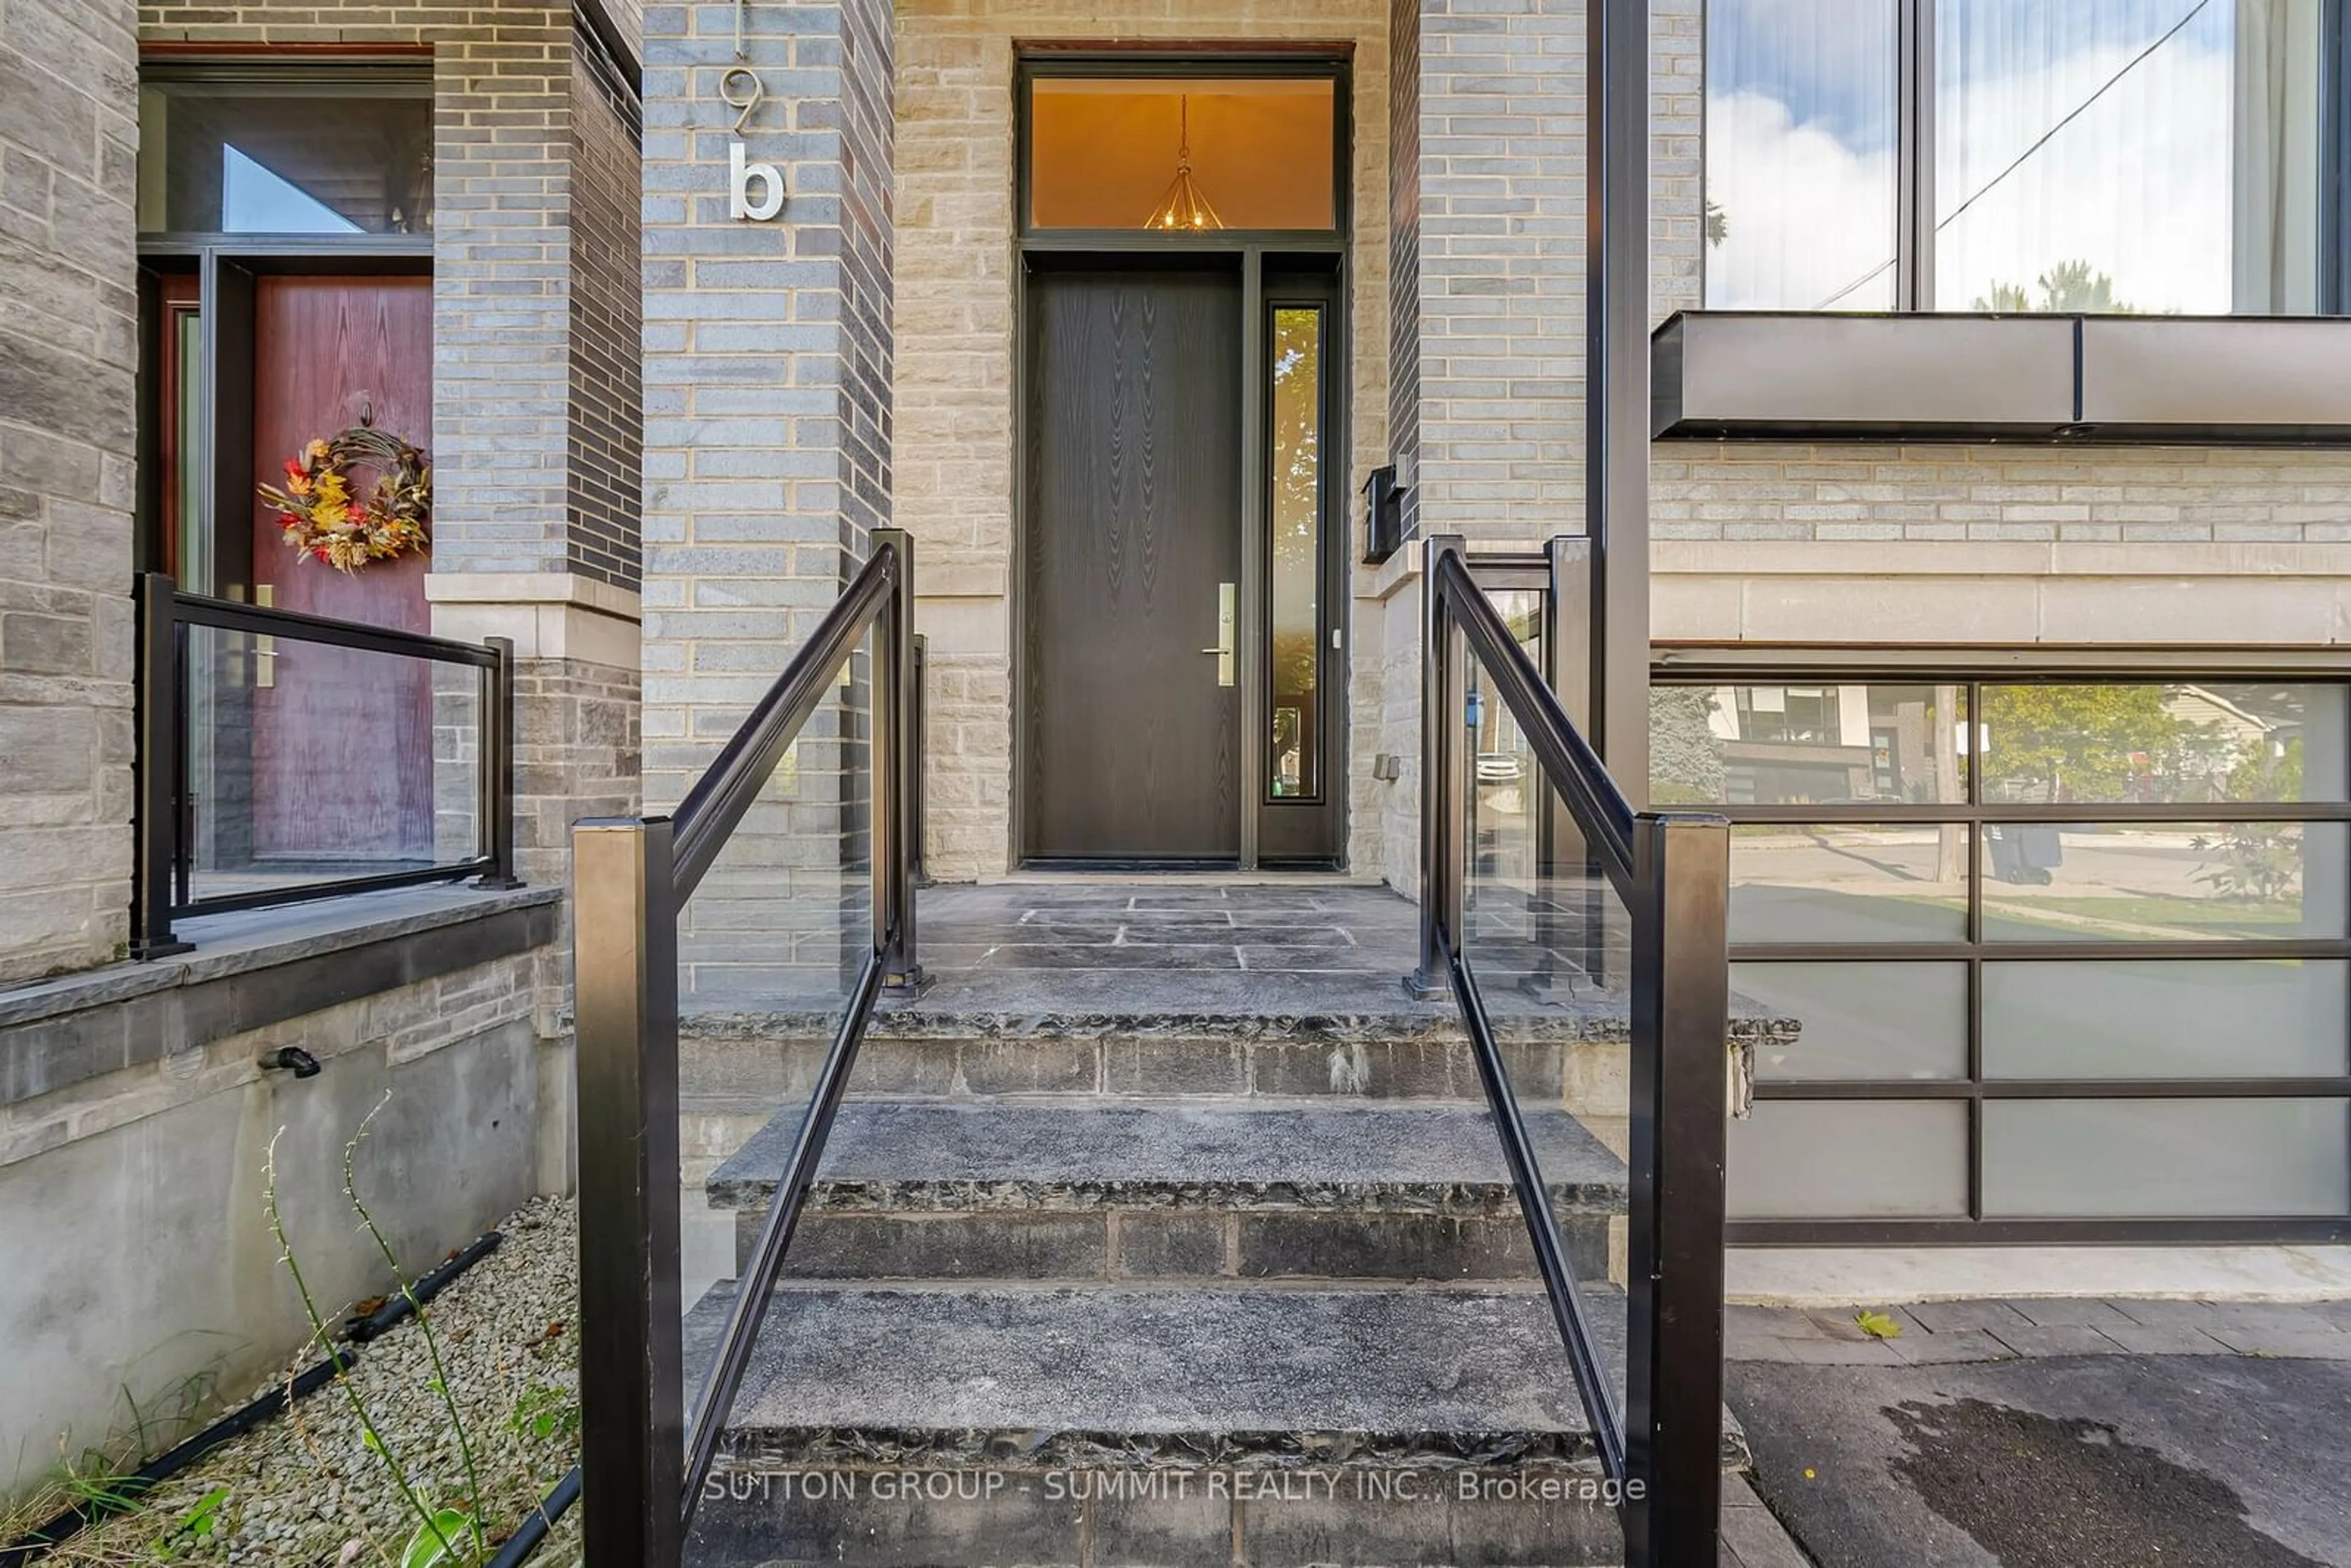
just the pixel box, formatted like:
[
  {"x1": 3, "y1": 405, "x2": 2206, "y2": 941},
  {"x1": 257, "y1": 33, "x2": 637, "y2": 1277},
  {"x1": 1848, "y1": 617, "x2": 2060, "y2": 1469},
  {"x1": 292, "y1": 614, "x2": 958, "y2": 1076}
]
[{"x1": 2232, "y1": 0, "x2": 2323, "y2": 313}]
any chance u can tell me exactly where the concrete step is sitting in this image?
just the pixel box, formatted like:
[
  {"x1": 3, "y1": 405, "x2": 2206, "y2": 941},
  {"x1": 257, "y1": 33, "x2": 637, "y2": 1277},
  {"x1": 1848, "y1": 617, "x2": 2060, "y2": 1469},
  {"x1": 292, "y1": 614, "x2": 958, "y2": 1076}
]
[
  {"x1": 682, "y1": 1281, "x2": 1649, "y2": 1567},
  {"x1": 679, "y1": 1007, "x2": 1617, "y2": 1109},
  {"x1": 701, "y1": 1099, "x2": 1627, "y2": 1285}
]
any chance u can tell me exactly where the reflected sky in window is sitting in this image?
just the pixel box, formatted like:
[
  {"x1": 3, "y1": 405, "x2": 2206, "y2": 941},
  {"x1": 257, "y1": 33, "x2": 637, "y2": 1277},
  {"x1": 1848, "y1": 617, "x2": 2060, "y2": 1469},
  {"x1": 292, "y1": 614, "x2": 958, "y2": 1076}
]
[
  {"x1": 1705, "y1": 0, "x2": 2295, "y2": 313},
  {"x1": 222, "y1": 145, "x2": 362, "y2": 235}
]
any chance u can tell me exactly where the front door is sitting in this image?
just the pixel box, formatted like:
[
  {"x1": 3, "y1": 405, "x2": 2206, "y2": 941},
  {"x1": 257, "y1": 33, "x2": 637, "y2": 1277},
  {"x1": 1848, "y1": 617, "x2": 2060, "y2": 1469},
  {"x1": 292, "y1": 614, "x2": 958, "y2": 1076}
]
[
  {"x1": 1023, "y1": 263, "x2": 1244, "y2": 863},
  {"x1": 248, "y1": 274, "x2": 436, "y2": 865}
]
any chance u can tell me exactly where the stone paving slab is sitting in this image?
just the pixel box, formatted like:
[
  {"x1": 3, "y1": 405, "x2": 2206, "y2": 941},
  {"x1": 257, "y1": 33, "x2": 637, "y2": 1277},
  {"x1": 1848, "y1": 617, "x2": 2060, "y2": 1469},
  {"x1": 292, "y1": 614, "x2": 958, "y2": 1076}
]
[
  {"x1": 688, "y1": 1281, "x2": 1623, "y2": 1468},
  {"x1": 705, "y1": 1098, "x2": 1627, "y2": 1212},
  {"x1": 1729, "y1": 1295, "x2": 2351, "y2": 1366}
]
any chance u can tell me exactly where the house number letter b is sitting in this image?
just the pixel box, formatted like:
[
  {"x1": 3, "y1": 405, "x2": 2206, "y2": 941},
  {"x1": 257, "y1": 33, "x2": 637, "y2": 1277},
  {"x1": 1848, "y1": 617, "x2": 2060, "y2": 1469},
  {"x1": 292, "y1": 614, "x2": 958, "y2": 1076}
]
[{"x1": 730, "y1": 140, "x2": 784, "y2": 221}]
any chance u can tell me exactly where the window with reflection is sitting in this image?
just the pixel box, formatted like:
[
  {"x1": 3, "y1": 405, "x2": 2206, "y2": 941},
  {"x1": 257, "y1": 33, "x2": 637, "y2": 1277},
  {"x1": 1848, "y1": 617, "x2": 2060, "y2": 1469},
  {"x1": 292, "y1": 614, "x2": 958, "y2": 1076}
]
[
  {"x1": 1704, "y1": 0, "x2": 2342, "y2": 315},
  {"x1": 139, "y1": 74, "x2": 435, "y2": 235},
  {"x1": 1269, "y1": 305, "x2": 1324, "y2": 798},
  {"x1": 1027, "y1": 75, "x2": 1339, "y2": 233},
  {"x1": 1652, "y1": 682, "x2": 1968, "y2": 805},
  {"x1": 1703, "y1": 0, "x2": 1899, "y2": 309},
  {"x1": 1977, "y1": 681, "x2": 2347, "y2": 803},
  {"x1": 1937, "y1": 0, "x2": 2325, "y2": 313}
]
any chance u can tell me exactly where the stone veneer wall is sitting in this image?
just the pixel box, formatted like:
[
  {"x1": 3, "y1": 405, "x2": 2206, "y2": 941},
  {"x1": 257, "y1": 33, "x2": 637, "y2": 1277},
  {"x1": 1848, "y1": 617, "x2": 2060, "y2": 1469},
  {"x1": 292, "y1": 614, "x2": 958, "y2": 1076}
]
[
  {"x1": 0, "y1": 0, "x2": 140, "y2": 982},
  {"x1": 893, "y1": 0, "x2": 1393, "y2": 881}
]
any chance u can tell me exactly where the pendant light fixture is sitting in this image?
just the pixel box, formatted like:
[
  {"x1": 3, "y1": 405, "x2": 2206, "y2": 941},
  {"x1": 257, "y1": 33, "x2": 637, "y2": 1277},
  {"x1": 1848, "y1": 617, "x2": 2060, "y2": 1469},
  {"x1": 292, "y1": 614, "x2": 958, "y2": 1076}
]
[{"x1": 1146, "y1": 94, "x2": 1224, "y2": 231}]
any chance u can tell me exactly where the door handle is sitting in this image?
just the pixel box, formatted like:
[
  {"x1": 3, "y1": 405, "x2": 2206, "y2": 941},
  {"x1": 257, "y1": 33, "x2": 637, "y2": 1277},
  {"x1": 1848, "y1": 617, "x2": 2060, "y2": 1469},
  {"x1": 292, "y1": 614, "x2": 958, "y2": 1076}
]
[
  {"x1": 253, "y1": 583, "x2": 277, "y2": 689},
  {"x1": 1199, "y1": 582, "x2": 1235, "y2": 687}
]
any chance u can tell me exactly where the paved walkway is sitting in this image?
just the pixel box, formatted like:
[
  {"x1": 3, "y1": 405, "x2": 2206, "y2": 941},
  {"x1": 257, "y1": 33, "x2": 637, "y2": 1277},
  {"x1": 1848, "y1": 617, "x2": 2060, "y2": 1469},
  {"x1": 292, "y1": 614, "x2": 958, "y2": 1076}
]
[
  {"x1": 1731, "y1": 1294, "x2": 2351, "y2": 1364},
  {"x1": 1727, "y1": 1296, "x2": 2351, "y2": 1567}
]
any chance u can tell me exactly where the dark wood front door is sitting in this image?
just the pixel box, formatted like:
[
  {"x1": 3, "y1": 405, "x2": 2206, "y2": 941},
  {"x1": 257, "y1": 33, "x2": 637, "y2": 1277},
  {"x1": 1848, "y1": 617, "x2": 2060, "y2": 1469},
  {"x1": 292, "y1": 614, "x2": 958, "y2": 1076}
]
[
  {"x1": 249, "y1": 274, "x2": 435, "y2": 863},
  {"x1": 1023, "y1": 265, "x2": 1243, "y2": 863}
]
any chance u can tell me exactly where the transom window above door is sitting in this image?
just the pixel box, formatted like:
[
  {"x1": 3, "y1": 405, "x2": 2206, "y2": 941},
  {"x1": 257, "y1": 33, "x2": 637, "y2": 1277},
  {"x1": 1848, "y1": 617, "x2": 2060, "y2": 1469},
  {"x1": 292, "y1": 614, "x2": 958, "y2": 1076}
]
[
  {"x1": 1023, "y1": 69, "x2": 1342, "y2": 234},
  {"x1": 139, "y1": 69, "x2": 434, "y2": 236}
]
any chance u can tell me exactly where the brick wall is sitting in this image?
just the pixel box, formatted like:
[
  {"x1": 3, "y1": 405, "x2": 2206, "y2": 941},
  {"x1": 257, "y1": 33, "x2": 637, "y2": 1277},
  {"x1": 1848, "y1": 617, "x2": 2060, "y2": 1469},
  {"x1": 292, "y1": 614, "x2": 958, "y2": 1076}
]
[
  {"x1": 639, "y1": 0, "x2": 893, "y2": 1002},
  {"x1": 0, "y1": 0, "x2": 140, "y2": 983},
  {"x1": 569, "y1": 34, "x2": 646, "y2": 588},
  {"x1": 1369, "y1": 0, "x2": 1703, "y2": 893},
  {"x1": 1387, "y1": 0, "x2": 1421, "y2": 541},
  {"x1": 1401, "y1": 0, "x2": 1700, "y2": 545}
]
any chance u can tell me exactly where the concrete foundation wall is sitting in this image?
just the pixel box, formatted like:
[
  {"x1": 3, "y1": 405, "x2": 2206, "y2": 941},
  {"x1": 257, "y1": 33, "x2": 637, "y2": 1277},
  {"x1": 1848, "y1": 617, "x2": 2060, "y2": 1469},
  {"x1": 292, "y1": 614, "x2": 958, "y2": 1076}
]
[{"x1": 0, "y1": 929, "x2": 558, "y2": 1502}]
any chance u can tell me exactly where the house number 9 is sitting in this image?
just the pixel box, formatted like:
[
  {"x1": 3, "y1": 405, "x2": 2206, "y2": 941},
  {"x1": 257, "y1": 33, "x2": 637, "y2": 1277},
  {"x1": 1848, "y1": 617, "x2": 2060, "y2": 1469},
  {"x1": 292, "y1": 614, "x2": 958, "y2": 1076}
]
[{"x1": 724, "y1": 0, "x2": 784, "y2": 221}]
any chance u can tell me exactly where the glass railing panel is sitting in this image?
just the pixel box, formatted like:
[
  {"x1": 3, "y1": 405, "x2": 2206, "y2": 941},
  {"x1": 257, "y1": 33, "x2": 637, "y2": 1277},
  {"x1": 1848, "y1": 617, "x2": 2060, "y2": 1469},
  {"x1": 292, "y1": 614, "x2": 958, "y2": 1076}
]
[
  {"x1": 672, "y1": 620, "x2": 878, "y2": 1552},
  {"x1": 179, "y1": 621, "x2": 483, "y2": 907},
  {"x1": 1457, "y1": 651, "x2": 1635, "y2": 1515}
]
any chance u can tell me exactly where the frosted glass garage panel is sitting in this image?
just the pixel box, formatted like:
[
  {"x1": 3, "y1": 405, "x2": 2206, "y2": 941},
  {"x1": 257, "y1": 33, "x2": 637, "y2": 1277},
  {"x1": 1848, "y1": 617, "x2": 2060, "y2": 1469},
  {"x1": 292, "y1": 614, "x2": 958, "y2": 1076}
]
[
  {"x1": 1728, "y1": 1100, "x2": 1968, "y2": 1219},
  {"x1": 1733, "y1": 962, "x2": 1968, "y2": 1081},
  {"x1": 1984, "y1": 1100, "x2": 2350, "y2": 1217},
  {"x1": 1984, "y1": 961, "x2": 2349, "y2": 1080},
  {"x1": 1731, "y1": 824, "x2": 1970, "y2": 943}
]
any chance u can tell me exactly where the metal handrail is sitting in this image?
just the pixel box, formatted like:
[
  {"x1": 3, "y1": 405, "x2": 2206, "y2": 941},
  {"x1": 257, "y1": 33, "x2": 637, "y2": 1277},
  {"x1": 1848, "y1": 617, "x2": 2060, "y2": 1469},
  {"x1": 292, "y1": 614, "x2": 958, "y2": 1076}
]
[
  {"x1": 670, "y1": 543, "x2": 898, "y2": 900},
  {"x1": 1414, "y1": 533, "x2": 1730, "y2": 1568},
  {"x1": 571, "y1": 529, "x2": 921, "y2": 1568},
  {"x1": 132, "y1": 572, "x2": 521, "y2": 959},
  {"x1": 1434, "y1": 547, "x2": 1636, "y2": 891}
]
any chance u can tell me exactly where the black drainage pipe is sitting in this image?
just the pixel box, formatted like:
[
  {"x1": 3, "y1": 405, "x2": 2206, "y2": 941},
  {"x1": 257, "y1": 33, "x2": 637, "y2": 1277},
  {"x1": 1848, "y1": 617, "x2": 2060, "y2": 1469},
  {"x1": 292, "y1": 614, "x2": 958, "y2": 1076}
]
[
  {"x1": 0, "y1": 1351, "x2": 352, "y2": 1566},
  {"x1": 486, "y1": 1465, "x2": 581, "y2": 1568},
  {"x1": 347, "y1": 1231, "x2": 503, "y2": 1343},
  {"x1": 3, "y1": 1226, "x2": 512, "y2": 1566}
]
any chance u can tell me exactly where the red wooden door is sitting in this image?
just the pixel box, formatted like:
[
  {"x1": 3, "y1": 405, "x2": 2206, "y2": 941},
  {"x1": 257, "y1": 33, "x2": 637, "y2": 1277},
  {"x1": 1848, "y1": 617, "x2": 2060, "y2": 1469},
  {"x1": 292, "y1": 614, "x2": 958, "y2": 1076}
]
[{"x1": 248, "y1": 275, "x2": 437, "y2": 864}]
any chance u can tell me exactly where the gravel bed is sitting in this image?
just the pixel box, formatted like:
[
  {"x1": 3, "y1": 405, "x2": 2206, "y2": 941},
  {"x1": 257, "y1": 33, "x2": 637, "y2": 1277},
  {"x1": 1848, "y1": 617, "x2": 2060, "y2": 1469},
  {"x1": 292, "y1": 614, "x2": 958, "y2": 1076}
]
[{"x1": 15, "y1": 1196, "x2": 582, "y2": 1566}]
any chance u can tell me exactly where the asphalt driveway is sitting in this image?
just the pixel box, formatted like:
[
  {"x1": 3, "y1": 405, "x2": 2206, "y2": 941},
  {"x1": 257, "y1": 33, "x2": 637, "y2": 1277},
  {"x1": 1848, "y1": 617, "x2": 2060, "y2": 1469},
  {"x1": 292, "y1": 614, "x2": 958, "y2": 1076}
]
[{"x1": 1730, "y1": 1353, "x2": 2351, "y2": 1567}]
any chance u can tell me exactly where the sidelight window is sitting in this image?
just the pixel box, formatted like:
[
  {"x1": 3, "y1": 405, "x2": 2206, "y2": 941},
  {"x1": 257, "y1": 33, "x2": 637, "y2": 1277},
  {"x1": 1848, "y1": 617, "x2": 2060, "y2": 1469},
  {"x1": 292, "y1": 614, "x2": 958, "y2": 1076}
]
[{"x1": 1269, "y1": 305, "x2": 1325, "y2": 800}]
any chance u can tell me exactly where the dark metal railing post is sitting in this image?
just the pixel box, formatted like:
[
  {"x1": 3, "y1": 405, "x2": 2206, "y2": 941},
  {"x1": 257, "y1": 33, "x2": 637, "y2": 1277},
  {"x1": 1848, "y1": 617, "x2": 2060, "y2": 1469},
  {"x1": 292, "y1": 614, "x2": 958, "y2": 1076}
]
[
  {"x1": 133, "y1": 574, "x2": 192, "y2": 959},
  {"x1": 1623, "y1": 812, "x2": 1730, "y2": 1568},
  {"x1": 573, "y1": 817, "x2": 684, "y2": 1568},
  {"x1": 910, "y1": 632, "x2": 931, "y2": 888},
  {"x1": 1409, "y1": 533, "x2": 1469, "y2": 998},
  {"x1": 1546, "y1": 538, "x2": 1611, "y2": 989},
  {"x1": 872, "y1": 528, "x2": 923, "y2": 989},
  {"x1": 474, "y1": 636, "x2": 526, "y2": 889}
]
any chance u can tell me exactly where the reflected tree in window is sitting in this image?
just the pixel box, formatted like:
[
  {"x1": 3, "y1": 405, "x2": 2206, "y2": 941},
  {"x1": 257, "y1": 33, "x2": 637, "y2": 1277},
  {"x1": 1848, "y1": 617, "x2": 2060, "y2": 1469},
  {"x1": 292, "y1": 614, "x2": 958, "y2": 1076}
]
[
  {"x1": 1972, "y1": 258, "x2": 2137, "y2": 313},
  {"x1": 1981, "y1": 685, "x2": 2192, "y2": 801},
  {"x1": 1270, "y1": 307, "x2": 1322, "y2": 797},
  {"x1": 1652, "y1": 686, "x2": 1728, "y2": 805}
]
